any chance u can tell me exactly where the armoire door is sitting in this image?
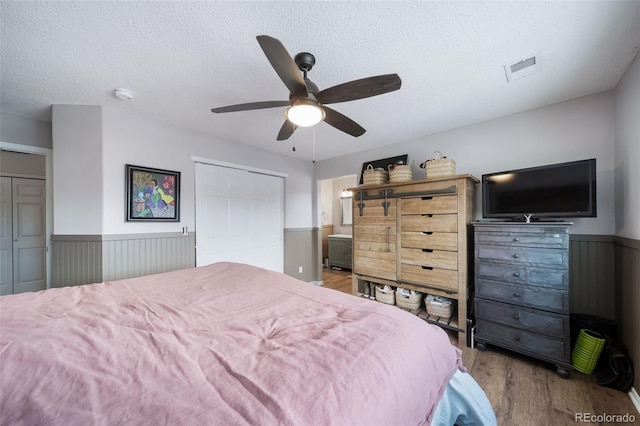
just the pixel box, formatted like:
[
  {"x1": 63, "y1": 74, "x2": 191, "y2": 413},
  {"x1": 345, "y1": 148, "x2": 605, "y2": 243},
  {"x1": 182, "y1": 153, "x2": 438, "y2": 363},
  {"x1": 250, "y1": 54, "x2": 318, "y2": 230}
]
[
  {"x1": 195, "y1": 163, "x2": 284, "y2": 273},
  {"x1": 0, "y1": 177, "x2": 46, "y2": 295}
]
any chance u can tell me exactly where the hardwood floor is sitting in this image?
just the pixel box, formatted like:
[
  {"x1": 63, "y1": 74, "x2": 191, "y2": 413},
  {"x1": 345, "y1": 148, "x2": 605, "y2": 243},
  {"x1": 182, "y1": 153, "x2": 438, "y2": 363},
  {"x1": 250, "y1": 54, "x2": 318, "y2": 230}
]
[{"x1": 321, "y1": 267, "x2": 638, "y2": 425}]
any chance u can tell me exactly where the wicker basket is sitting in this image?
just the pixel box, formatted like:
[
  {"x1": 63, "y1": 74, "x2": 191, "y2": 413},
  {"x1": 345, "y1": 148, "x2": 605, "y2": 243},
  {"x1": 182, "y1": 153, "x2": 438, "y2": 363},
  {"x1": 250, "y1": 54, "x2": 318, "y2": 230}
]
[
  {"x1": 425, "y1": 294, "x2": 453, "y2": 319},
  {"x1": 420, "y1": 151, "x2": 456, "y2": 178},
  {"x1": 375, "y1": 285, "x2": 396, "y2": 305},
  {"x1": 388, "y1": 162, "x2": 413, "y2": 182},
  {"x1": 362, "y1": 164, "x2": 388, "y2": 185},
  {"x1": 395, "y1": 287, "x2": 423, "y2": 310}
]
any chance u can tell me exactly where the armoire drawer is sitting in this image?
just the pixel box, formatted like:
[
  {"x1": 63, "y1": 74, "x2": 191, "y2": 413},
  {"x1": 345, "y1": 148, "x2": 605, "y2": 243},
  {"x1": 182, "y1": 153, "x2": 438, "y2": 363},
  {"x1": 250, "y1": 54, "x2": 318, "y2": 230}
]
[
  {"x1": 476, "y1": 245, "x2": 567, "y2": 268},
  {"x1": 400, "y1": 195, "x2": 457, "y2": 215},
  {"x1": 400, "y1": 263, "x2": 458, "y2": 291},
  {"x1": 401, "y1": 248, "x2": 457, "y2": 270},
  {"x1": 475, "y1": 299, "x2": 569, "y2": 338},
  {"x1": 401, "y1": 232, "x2": 457, "y2": 251},
  {"x1": 401, "y1": 213, "x2": 457, "y2": 232},
  {"x1": 475, "y1": 261, "x2": 568, "y2": 289},
  {"x1": 475, "y1": 278, "x2": 568, "y2": 313},
  {"x1": 476, "y1": 320, "x2": 569, "y2": 362}
]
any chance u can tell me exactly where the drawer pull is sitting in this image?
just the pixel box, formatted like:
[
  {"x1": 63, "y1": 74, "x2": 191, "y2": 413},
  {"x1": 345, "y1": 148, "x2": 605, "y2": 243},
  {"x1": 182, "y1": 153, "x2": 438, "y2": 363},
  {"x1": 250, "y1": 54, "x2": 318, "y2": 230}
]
[
  {"x1": 513, "y1": 254, "x2": 519, "y2": 259},
  {"x1": 421, "y1": 231, "x2": 434, "y2": 235},
  {"x1": 514, "y1": 314, "x2": 520, "y2": 320},
  {"x1": 513, "y1": 238, "x2": 520, "y2": 242},
  {"x1": 513, "y1": 293, "x2": 520, "y2": 297},
  {"x1": 421, "y1": 266, "x2": 434, "y2": 270},
  {"x1": 386, "y1": 227, "x2": 391, "y2": 252},
  {"x1": 513, "y1": 272, "x2": 520, "y2": 277},
  {"x1": 421, "y1": 196, "x2": 433, "y2": 200},
  {"x1": 421, "y1": 248, "x2": 434, "y2": 253},
  {"x1": 421, "y1": 214, "x2": 434, "y2": 218},
  {"x1": 515, "y1": 335, "x2": 521, "y2": 341}
]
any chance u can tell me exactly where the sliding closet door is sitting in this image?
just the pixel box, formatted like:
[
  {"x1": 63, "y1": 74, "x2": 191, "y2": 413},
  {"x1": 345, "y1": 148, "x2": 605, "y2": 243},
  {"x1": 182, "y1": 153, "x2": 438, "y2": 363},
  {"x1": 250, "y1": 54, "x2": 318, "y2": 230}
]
[{"x1": 195, "y1": 163, "x2": 284, "y2": 272}]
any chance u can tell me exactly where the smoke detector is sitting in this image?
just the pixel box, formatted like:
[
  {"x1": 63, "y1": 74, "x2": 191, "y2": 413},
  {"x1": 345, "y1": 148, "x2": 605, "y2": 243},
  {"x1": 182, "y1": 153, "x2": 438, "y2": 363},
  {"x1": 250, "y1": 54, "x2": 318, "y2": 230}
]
[
  {"x1": 504, "y1": 56, "x2": 538, "y2": 83},
  {"x1": 114, "y1": 88, "x2": 134, "y2": 101}
]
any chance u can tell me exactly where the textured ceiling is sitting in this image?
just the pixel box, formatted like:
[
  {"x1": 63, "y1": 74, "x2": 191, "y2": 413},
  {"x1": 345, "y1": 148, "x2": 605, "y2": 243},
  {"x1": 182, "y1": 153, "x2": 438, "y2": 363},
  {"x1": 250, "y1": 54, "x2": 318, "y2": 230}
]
[{"x1": 1, "y1": 1, "x2": 639, "y2": 162}]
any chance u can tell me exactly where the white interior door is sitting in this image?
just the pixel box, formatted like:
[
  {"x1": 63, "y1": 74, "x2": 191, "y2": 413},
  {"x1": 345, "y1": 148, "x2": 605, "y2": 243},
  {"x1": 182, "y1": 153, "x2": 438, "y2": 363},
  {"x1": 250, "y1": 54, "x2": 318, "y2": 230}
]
[
  {"x1": 0, "y1": 177, "x2": 46, "y2": 295},
  {"x1": 12, "y1": 178, "x2": 46, "y2": 294},
  {"x1": 195, "y1": 162, "x2": 284, "y2": 272},
  {"x1": 0, "y1": 177, "x2": 12, "y2": 295}
]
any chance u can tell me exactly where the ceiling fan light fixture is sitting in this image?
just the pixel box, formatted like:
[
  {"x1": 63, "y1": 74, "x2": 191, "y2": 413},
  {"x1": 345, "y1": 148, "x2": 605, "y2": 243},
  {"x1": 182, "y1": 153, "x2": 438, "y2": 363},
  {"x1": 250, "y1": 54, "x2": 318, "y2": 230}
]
[{"x1": 285, "y1": 99, "x2": 325, "y2": 127}]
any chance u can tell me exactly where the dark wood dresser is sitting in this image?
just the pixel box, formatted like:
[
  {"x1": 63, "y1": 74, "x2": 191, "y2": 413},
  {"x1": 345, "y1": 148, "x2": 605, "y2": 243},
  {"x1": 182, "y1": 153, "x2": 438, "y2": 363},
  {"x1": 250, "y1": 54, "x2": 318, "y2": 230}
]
[{"x1": 473, "y1": 222, "x2": 572, "y2": 378}]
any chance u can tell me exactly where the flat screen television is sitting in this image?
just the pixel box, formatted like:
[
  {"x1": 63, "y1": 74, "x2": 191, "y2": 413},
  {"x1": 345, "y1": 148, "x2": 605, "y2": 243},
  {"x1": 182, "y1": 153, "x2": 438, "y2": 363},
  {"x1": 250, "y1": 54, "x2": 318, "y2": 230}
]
[{"x1": 482, "y1": 158, "x2": 597, "y2": 221}]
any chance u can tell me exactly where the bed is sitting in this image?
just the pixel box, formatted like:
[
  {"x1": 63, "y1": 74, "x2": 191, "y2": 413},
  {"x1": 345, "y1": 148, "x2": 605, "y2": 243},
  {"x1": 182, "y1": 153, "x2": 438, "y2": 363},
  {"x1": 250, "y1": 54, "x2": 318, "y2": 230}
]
[{"x1": 0, "y1": 262, "x2": 495, "y2": 425}]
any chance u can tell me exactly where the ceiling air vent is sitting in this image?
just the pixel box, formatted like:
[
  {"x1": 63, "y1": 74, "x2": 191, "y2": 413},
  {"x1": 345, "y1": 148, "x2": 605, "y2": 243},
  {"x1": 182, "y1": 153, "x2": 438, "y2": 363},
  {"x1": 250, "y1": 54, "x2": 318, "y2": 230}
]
[{"x1": 504, "y1": 56, "x2": 537, "y2": 82}]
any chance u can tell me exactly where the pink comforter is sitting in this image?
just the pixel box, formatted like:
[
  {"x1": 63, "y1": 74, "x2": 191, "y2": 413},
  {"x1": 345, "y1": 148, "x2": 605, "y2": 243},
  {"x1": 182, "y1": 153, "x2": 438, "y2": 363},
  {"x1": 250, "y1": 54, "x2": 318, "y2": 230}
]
[{"x1": 0, "y1": 262, "x2": 462, "y2": 425}]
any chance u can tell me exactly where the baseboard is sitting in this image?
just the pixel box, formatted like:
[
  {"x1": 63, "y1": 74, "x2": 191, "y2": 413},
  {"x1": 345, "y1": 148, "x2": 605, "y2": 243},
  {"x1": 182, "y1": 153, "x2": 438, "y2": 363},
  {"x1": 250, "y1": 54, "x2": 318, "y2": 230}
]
[{"x1": 630, "y1": 387, "x2": 640, "y2": 414}]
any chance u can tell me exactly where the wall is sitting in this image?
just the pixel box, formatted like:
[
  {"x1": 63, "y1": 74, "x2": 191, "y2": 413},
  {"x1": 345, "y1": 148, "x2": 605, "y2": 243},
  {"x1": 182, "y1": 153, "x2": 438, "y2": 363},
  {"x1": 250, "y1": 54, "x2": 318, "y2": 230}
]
[
  {"x1": 52, "y1": 105, "x2": 104, "y2": 235},
  {"x1": 331, "y1": 175, "x2": 357, "y2": 235},
  {"x1": 0, "y1": 150, "x2": 45, "y2": 177},
  {"x1": 614, "y1": 51, "x2": 639, "y2": 395},
  {"x1": 320, "y1": 178, "x2": 333, "y2": 226},
  {"x1": 315, "y1": 91, "x2": 616, "y2": 236},
  {"x1": 614, "y1": 54, "x2": 640, "y2": 240},
  {"x1": 101, "y1": 106, "x2": 313, "y2": 234},
  {"x1": 0, "y1": 112, "x2": 52, "y2": 149},
  {"x1": 49, "y1": 105, "x2": 316, "y2": 283}
]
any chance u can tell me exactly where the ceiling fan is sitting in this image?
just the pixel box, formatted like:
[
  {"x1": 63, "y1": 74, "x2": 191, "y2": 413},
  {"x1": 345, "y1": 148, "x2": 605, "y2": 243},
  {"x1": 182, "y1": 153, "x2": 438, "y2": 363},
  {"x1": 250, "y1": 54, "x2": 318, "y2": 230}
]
[{"x1": 211, "y1": 35, "x2": 402, "y2": 141}]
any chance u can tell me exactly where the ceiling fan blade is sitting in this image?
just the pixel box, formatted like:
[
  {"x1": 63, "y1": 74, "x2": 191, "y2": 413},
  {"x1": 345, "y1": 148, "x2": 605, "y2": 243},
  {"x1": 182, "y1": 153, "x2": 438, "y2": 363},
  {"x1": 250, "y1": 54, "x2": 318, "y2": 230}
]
[
  {"x1": 256, "y1": 35, "x2": 308, "y2": 98},
  {"x1": 321, "y1": 106, "x2": 366, "y2": 137},
  {"x1": 211, "y1": 100, "x2": 290, "y2": 113},
  {"x1": 315, "y1": 74, "x2": 401, "y2": 105},
  {"x1": 276, "y1": 120, "x2": 297, "y2": 141}
]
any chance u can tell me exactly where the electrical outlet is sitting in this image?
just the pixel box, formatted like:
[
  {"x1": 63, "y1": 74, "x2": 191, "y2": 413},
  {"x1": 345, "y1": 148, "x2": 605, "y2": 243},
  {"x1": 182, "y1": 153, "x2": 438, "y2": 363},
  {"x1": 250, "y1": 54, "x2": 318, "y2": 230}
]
[{"x1": 298, "y1": 266, "x2": 303, "y2": 274}]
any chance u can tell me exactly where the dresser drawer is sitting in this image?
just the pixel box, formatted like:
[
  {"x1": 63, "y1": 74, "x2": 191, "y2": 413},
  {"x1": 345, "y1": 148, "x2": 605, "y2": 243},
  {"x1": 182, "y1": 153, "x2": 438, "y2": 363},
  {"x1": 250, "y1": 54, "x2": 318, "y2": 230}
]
[
  {"x1": 476, "y1": 278, "x2": 568, "y2": 313},
  {"x1": 476, "y1": 245, "x2": 567, "y2": 268},
  {"x1": 475, "y1": 232, "x2": 568, "y2": 249},
  {"x1": 476, "y1": 320, "x2": 569, "y2": 363},
  {"x1": 401, "y1": 195, "x2": 457, "y2": 214},
  {"x1": 401, "y1": 214, "x2": 457, "y2": 232},
  {"x1": 476, "y1": 261, "x2": 568, "y2": 289},
  {"x1": 400, "y1": 263, "x2": 458, "y2": 291},
  {"x1": 401, "y1": 232, "x2": 457, "y2": 251},
  {"x1": 476, "y1": 299, "x2": 568, "y2": 338},
  {"x1": 401, "y1": 248, "x2": 457, "y2": 270}
]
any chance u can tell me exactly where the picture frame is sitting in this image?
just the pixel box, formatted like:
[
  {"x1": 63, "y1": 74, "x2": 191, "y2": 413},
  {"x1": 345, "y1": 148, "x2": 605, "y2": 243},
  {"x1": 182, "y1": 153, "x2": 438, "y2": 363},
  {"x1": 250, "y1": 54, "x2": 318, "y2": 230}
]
[
  {"x1": 125, "y1": 164, "x2": 180, "y2": 222},
  {"x1": 359, "y1": 154, "x2": 408, "y2": 184}
]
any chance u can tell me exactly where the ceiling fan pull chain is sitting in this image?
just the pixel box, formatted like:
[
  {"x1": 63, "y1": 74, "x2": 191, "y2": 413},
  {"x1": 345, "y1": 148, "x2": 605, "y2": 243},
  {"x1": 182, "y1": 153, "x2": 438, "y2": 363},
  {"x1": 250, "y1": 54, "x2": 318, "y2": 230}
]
[{"x1": 312, "y1": 127, "x2": 316, "y2": 163}]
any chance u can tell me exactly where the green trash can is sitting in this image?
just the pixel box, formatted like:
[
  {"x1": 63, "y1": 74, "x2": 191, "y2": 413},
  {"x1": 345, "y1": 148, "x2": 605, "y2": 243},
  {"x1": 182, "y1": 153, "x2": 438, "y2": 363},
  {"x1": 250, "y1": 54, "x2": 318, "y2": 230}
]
[{"x1": 572, "y1": 329, "x2": 606, "y2": 374}]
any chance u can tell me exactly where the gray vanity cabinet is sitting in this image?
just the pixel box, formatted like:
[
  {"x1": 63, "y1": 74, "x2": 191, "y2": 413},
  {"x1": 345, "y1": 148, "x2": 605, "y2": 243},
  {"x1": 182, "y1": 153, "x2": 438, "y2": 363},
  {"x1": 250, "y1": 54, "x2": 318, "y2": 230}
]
[
  {"x1": 328, "y1": 235, "x2": 352, "y2": 269},
  {"x1": 473, "y1": 222, "x2": 572, "y2": 378}
]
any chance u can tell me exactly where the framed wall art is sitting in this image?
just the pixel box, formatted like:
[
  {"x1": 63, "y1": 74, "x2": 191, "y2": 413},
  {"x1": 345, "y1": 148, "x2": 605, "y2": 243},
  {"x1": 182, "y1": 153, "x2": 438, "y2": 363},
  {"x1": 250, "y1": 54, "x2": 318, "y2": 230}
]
[{"x1": 125, "y1": 164, "x2": 180, "y2": 222}]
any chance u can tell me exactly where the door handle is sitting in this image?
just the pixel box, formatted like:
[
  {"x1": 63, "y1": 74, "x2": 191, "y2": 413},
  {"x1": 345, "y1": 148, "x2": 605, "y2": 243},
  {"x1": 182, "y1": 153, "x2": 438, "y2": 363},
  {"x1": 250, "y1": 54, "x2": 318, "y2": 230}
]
[{"x1": 387, "y1": 226, "x2": 391, "y2": 252}]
